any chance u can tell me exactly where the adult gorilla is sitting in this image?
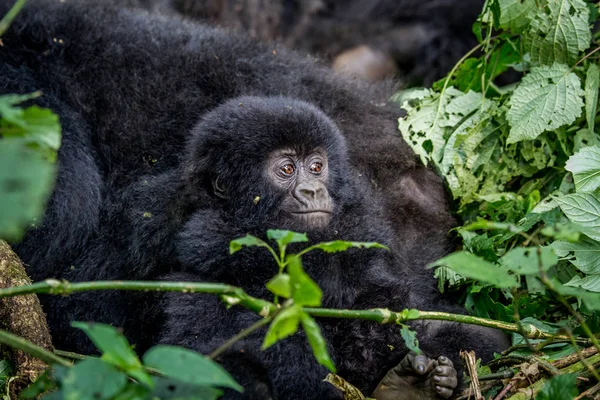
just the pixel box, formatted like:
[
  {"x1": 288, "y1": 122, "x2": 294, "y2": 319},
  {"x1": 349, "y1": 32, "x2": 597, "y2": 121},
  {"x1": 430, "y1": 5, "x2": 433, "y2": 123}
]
[{"x1": 0, "y1": 0, "x2": 505, "y2": 398}]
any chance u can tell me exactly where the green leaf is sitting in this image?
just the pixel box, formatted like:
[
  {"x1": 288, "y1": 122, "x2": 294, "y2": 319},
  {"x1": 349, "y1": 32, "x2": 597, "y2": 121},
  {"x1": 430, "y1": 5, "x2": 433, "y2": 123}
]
[
  {"x1": 499, "y1": 247, "x2": 558, "y2": 275},
  {"x1": 497, "y1": 0, "x2": 536, "y2": 33},
  {"x1": 536, "y1": 373, "x2": 578, "y2": 400},
  {"x1": 229, "y1": 234, "x2": 268, "y2": 254},
  {"x1": 565, "y1": 274, "x2": 600, "y2": 292},
  {"x1": 507, "y1": 63, "x2": 584, "y2": 143},
  {"x1": 266, "y1": 230, "x2": 308, "y2": 247},
  {"x1": 0, "y1": 140, "x2": 57, "y2": 241},
  {"x1": 262, "y1": 304, "x2": 301, "y2": 349},
  {"x1": 524, "y1": 0, "x2": 591, "y2": 65},
  {"x1": 430, "y1": 251, "x2": 519, "y2": 288},
  {"x1": 71, "y1": 322, "x2": 152, "y2": 388},
  {"x1": 111, "y1": 383, "x2": 150, "y2": 400},
  {"x1": 287, "y1": 256, "x2": 322, "y2": 306},
  {"x1": 310, "y1": 241, "x2": 388, "y2": 253},
  {"x1": 552, "y1": 237, "x2": 600, "y2": 274},
  {"x1": 399, "y1": 324, "x2": 421, "y2": 355},
  {"x1": 585, "y1": 64, "x2": 599, "y2": 132},
  {"x1": 565, "y1": 146, "x2": 600, "y2": 193},
  {"x1": 19, "y1": 370, "x2": 56, "y2": 399},
  {"x1": 552, "y1": 279, "x2": 600, "y2": 310},
  {"x1": 555, "y1": 193, "x2": 600, "y2": 241},
  {"x1": 266, "y1": 273, "x2": 291, "y2": 298},
  {"x1": 300, "y1": 312, "x2": 336, "y2": 373},
  {"x1": 143, "y1": 345, "x2": 242, "y2": 392},
  {"x1": 60, "y1": 359, "x2": 128, "y2": 400}
]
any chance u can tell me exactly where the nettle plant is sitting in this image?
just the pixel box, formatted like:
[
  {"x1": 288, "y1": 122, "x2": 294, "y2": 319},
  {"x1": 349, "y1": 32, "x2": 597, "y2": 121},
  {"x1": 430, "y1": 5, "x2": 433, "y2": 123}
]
[{"x1": 396, "y1": 0, "x2": 600, "y2": 345}]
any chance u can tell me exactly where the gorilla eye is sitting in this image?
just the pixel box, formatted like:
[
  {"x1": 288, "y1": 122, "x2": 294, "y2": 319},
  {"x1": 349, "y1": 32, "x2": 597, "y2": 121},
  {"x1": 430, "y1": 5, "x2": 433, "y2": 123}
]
[
  {"x1": 310, "y1": 162, "x2": 323, "y2": 174},
  {"x1": 281, "y1": 163, "x2": 295, "y2": 176}
]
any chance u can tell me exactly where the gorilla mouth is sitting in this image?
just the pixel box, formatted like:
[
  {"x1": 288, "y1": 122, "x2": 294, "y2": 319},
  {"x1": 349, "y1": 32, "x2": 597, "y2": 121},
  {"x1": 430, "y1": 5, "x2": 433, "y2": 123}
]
[{"x1": 289, "y1": 210, "x2": 332, "y2": 214}]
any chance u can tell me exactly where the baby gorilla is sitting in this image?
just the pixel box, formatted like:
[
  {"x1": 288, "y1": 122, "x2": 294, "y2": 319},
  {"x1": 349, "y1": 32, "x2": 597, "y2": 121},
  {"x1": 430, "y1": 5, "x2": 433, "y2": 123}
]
[{"x1": 154, "y1": 96, "x2": 504, "y2": 399}]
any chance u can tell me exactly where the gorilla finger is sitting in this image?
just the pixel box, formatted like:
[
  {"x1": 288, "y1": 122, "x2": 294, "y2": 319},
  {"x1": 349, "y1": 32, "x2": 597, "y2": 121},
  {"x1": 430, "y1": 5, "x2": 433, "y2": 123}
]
[
  {"x1": 433, "y1": 375, "x2": 458, "y2": 389},
  {"x1": 411, "y1": 353, "x2": 434, "y2": 375},
  {"x1": 434, "y1": 365, "x2": 457, "y2": 378},
  {"x1": 437, "y1": 355, "x2": 454, "y2": 367},
  {"x1": 435, "y1": 385, "x2": 454, "y2": 399}
]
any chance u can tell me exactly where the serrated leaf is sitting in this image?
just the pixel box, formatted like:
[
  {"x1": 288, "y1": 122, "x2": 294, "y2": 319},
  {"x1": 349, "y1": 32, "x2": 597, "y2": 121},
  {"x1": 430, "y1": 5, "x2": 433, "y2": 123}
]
[
  {"x1": 507, "y1": 63, "x2": 584, "y2": 143},
  {"x1": 311, "y1": 241, "x2": 388, "y2": 253},
  {"x1": 266, "y1": 230, "x2": 308, "y2": 247},
  {"x1": 287, "y1": 256, "x2": 322, "y2": 306},
  {"x1": 266, "y1": 273, "x2": 291, "y2": 298},
  {"x1": 552, "y1": 237, "x2": 600, "y2": 274},
  {"x1": 524, "y1": 0, "x2": 591, "y2": 65},
  {"x1": 497, "y1": 0, "x2": 536, "y2": 33},
  {"x1": 300, "y1": 312, "x2": 336, "y2": 372},
  {"x1": 60, "y1": 359, "x2": 128, "y2": 400},
  {"x1": 555, "y1": 193, "x2": 600, "y2": 241},
  {"x1": 585, "y1": 64, "x2": 599, "y2": 133},
  {"x1": 229, "y1": 234, "x2": 267, "y2": 254},
  {"x1": 0, "y1": 141, "x2": 56, "y2": 241},
  {"x1": 536, "y1": 373, "x2": 578, "y2": 400},
  {"x1": 430, "y1": 251, "x2": 519, "y2": 288},
  {"x1": 565, "y1": 146, "x2": 600, "y2": 192},
  {"x1": 499, "y1": 247, "x2": 558, "y2": 274},
  {"x1": 262, "y1": 305, "x2": 301, "y2": 349},
  {"x1": 399, "y1": 325, "x2": 421, "y2": 355},
  {"x1": 72, "y1": 322, "x2": 152, "y2": 388},
  {"x1": 565, "y1": 274, "x2": 600, "y2": 292},
  {"x1": 143, "y1": 345, "x2": 242, "y2": 392}
]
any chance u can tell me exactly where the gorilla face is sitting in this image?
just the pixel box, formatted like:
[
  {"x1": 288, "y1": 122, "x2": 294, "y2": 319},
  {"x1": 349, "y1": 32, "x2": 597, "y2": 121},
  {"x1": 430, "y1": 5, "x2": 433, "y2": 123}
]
[
  {"x1": 267, "y1": 147, "x2": 333, "y2": 229},
  {"x1": 186, "y1": 96, "x2": 351, "y2": 232}
]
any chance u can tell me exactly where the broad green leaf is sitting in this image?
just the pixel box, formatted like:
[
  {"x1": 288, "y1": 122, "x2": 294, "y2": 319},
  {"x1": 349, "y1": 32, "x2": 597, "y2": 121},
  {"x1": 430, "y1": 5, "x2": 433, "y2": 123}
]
[
  {"x1": 266, "y1": 273, "x2": 291, "y2": 298},
  {"x1": 300, "y1": 312, "x2": 336, "y2": 373},
  {"x1": 60, "y1": 359, "x2": 127, "y2": 400},
  {"x1": 430, "y1": 251, "x2": 519, "y2": 288},
  {"x1": 397, "y1": 88, "x2": 466, "y2": 166},
  {"x1": 262, "y1": 305, "x2": 301, "y2": 349},
  {"x1": 565, "y1": 274, "x2": 600, "y2": 292},
  {"x1": 311, "y1": 241, "x2": 388, "y2": 254},
  {"x1": 574, "y1": 128, "x2": 600, "y2": 152},
  {"x1": 143, "y1": 345, "x2": 242, "y2": 392},
  {"x1": 19, "y1": 370, "x2": 56, "y2": 399},
  {"x1": 230, "y1": 234, "x2": 268, "y2": 254},
  {"x1": 287, "y1": 255, "x2": 322, "y2": 306},
  {"x1": 555, "y1": 193, "x2": 600, "y2": 241},
  {"x1": 507, "y1": 63, "x2": 584, "y2": 143},
  {"x1": 266, "y1": 230, "x2": 308, "y2": 247},
  {"x1": 524, "y1": 0, "x2": 591, "y2": 65},
  {"x1": 112, "y1": 384, "x2": 150, "y2": 400},
  {"x1": 399, "y1": 325, "x2": 421, "y2": 355},
  {"x1": 585, "y1": 64, "x2": 599, "y2": 132},
  {"x1": 552, "y1": 238, "x2": 600, "y2": 274},
  {"x1": 150, "y1": 377, "x2": 223, "y2": 400},
  {"x1": 539, "y1": 223, "x2": 581, "y2": 242},
  {"x1": 565, "y1": 146, "x2": 600, "y2": 192},
  {"x1": 0, "y1": 141, "x2": 56, "y2": 241},
  {"x1": 497, "y1": 0, "x2": 536, "y2": 33},
  {"x1": 536, "y1": 373, "x2": 578, "y2": 400},
  {"x1": 499, "y1": 247, "x2": 558, "y2": 274},
  {"x1": 71, "y1": 322, "x2": 152, "y2": 388},
  {"x1": 552, "y1": 279, "x2": 600, "y2": 310}
]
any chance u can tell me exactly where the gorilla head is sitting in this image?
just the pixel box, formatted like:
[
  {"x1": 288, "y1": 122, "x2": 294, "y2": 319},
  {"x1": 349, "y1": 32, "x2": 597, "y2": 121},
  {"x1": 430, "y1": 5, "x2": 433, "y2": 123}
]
[{"x1": 184, "y1": 96, "x2": 355, "y2": 231}]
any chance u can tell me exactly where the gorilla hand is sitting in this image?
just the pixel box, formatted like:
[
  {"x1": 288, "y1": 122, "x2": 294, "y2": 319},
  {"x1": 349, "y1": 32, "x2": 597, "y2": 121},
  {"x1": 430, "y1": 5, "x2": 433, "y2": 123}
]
[{"x1": 372, "y1": 352, "x2": 458, "y2": 400}]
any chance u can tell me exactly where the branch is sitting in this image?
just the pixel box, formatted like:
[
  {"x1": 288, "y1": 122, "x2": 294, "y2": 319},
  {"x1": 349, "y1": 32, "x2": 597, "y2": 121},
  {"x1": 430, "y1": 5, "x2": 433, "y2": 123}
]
[{"x1": 0, "y1": 328, "x2": 70, "y2": 368}]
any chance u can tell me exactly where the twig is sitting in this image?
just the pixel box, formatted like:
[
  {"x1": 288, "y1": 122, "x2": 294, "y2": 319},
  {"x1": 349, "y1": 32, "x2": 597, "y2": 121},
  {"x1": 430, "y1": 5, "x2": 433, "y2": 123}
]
[
  {"x1": 552, "y1": 346, "x2": 599, "y2": 369},
  {"x1": 209, "y1": 316, "x2": 273, "y2": 360},
  {"x1": 493, "y1": 381, "x2": 514, "y2": 400},
  {"x1": 0, "y1": 329, "x2": 70, "y2": 367},
  {"x1": 461, "y1": 350, "x2": 483, "y2": 400},
  {"x1": 574, "y1": 383, "x2": 600, "y2": 400},
  {"x1": 0, "y1": 0, "x2": 27, "y2": 37}
]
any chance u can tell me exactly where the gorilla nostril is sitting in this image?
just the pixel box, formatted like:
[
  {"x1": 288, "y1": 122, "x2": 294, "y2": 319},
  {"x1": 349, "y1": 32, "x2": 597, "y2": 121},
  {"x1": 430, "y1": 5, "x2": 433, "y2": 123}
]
[{"x1": 300, "y1": 188, "x2": 316, "y2": 199}]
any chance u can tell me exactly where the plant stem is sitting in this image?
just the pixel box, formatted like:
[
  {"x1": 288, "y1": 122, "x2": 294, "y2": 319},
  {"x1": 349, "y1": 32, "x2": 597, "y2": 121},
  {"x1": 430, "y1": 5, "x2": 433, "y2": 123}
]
[
  {"x1": 208, "y1": 316, "x2": 273, "y2": 360},
  {"x1": 0, "y1": 0, "x2": 27, "y2": 37},
  {"x1": 0, "y1": 328, "x2": 71, "y2": 367}
]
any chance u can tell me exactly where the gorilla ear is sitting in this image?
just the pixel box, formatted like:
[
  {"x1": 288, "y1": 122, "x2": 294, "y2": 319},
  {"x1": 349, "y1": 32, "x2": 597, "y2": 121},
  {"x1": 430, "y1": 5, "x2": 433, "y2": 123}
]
[{"x1": 212, "y1": 176, "x2": 228, "y2": 199}]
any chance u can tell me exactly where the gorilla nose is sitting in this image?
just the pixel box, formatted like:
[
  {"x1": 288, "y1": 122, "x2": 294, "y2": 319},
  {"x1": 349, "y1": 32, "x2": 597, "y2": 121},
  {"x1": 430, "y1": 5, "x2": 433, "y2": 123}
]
[{"x1": 295, "y1": 182, "x2": 323, "y2": 202}]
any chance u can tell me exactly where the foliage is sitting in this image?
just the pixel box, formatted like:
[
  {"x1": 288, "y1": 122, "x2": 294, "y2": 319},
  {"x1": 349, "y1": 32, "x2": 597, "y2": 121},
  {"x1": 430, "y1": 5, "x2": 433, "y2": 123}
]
[
  {"x1": 397, "y1": 0, "x2": 600, "y2": 395},
  {"x1": 20, "y1": 323, "x2": 242, "y2": 400}
]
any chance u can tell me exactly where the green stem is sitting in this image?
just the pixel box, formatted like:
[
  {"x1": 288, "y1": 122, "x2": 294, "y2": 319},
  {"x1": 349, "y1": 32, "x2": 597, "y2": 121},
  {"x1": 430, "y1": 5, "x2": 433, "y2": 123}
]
[
  {"x1": 0, "y1": 328, "x2": 71, "y2": 367},
  {"x1": 0, "y1": 0, "x2": 27, "y2": 37}
]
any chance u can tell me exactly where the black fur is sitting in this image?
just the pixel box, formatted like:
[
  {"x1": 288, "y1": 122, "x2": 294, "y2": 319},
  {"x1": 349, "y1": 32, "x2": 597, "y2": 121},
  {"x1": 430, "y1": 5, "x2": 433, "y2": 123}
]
[{"x1": 0, "y1": 1, "x2": 507, "y2": 399}]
